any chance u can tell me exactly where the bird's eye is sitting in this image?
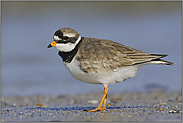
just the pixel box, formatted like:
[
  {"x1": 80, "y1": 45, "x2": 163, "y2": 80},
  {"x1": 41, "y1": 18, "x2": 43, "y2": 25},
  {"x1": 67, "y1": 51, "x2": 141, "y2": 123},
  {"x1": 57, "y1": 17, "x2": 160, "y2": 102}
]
[{"x1": 63, "y1": 36, "x2": 69, "y2": 40}]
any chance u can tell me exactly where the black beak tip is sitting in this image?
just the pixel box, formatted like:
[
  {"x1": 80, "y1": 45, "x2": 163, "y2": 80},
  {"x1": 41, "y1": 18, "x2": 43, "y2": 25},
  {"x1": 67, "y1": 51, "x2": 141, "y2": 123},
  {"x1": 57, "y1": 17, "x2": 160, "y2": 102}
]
[{"x1": 47, "y1": 44, "x2": 52, "y2": 48}]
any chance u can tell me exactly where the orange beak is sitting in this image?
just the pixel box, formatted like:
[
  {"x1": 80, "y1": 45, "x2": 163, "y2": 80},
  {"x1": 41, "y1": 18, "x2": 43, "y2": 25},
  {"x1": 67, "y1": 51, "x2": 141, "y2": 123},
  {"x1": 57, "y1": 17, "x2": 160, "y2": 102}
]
[{"x1": 47, "y1": 41, "x2": 58, "y2": 48}]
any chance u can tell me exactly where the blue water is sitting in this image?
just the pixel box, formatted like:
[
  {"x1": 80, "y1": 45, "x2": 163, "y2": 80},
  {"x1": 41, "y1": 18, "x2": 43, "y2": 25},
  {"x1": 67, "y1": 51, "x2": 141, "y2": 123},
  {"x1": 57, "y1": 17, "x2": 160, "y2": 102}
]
[{"x1": 1, "y1": 2, "x2": 181, "y2": 96}]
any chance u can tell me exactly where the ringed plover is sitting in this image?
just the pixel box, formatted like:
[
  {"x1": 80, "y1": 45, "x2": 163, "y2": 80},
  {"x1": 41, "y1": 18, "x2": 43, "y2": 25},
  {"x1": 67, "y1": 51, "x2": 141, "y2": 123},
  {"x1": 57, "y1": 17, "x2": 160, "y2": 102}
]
[{"x1": 47, "y1": 27, "x2": 174, "y2": 112}]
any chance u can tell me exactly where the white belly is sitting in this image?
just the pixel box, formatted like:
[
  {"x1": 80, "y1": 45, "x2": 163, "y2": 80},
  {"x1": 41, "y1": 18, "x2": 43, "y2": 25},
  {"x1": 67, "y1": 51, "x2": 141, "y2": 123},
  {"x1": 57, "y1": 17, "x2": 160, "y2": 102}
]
[{"x1": 64, "y1": 57, "x2": 141, "y2": 86}]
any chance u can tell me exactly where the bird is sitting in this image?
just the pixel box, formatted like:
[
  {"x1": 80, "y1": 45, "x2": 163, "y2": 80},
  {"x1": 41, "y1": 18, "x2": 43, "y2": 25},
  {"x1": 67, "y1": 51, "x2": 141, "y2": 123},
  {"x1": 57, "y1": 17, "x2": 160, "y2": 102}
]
[{"x1": 47, "y1": 27, "x2": 174, "y2": 112}]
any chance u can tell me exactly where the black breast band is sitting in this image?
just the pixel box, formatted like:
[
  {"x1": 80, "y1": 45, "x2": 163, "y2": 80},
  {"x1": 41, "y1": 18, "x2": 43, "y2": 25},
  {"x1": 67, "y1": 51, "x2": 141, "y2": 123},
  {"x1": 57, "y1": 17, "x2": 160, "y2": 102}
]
[{"x1": 58, "y1": 37, "x2": 84, "y2": 63}]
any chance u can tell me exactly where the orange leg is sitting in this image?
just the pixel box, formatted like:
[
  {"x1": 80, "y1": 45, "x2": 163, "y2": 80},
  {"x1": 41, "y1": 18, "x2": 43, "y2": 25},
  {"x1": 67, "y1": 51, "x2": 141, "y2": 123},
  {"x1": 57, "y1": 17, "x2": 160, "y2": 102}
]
[
  {"x1": 87, "y1": 86, "x2": 108, "y2": 112},
  {"x1": 101, "y1": 94, "x2": 107, "y2": 111}
]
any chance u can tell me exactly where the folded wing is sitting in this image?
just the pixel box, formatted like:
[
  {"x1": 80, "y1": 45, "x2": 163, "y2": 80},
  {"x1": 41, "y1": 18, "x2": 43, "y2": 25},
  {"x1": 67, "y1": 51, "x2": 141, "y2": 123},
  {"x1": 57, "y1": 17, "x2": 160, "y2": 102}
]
[{"x1": 76, "y1": 38, "x2": 169, "y2": 74}]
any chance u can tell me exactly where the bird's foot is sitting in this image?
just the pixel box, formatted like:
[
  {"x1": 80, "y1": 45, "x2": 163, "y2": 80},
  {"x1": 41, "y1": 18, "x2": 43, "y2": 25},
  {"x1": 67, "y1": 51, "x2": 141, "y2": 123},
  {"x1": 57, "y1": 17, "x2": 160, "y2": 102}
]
[{"x1": 86, "y1": 107, "x2": 106, "y2": 112}]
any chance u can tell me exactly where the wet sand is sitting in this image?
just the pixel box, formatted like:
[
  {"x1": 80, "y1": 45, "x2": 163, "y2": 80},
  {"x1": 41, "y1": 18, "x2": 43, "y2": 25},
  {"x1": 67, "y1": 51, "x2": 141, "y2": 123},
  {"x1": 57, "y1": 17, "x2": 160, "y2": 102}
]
[{"x1": 1, "y1": 90, "x2": 182, "y2": 122}]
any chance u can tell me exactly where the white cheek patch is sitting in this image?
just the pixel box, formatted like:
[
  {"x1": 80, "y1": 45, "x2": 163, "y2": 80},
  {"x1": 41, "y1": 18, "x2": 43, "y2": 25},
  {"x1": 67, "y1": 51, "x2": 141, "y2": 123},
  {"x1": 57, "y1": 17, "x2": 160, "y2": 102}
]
[
  {"x1": 54, "y1": 35, "x2": 62, "y2": 41},
  {"x1": 63, "y1": 33, "x2": 76, "y2": 37},
  {"x1": 55, "y1": 36, "x2": 81, "y2": 52}
]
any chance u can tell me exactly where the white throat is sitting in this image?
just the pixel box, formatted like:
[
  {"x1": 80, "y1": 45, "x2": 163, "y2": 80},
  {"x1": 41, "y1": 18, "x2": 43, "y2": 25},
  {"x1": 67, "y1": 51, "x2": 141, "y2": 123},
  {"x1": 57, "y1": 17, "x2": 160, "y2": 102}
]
[{"x1": 55, "y1": 36, "x2": 81, "y2": 52}]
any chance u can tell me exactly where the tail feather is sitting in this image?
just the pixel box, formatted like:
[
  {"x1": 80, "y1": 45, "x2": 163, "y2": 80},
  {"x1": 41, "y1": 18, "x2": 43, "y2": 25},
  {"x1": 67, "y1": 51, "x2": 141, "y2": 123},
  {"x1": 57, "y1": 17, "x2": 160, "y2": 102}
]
[
  {"x1": 133, "y1": 54, "x2": 175, "y2": 66},
  {"x1": 150, "y1": 59, "x2": 175, "y2": 66},
  {"x1": 150, "y1": 54, "x2": 168, "y2": 58}
]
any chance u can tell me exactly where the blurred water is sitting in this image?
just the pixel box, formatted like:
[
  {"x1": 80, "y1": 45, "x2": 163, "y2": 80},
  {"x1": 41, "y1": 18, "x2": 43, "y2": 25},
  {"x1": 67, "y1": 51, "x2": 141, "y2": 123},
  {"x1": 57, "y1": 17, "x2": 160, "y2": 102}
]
[{"x1": 1, "y1": 2, "x2": 181, "y2": 96}]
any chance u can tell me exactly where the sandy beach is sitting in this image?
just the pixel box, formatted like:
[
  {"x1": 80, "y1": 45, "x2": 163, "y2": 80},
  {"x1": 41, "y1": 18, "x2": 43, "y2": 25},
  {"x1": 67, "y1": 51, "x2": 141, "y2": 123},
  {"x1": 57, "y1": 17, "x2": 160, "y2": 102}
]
[{"x1": 1, "y1": 90, "x2": 182, "y2": 122}]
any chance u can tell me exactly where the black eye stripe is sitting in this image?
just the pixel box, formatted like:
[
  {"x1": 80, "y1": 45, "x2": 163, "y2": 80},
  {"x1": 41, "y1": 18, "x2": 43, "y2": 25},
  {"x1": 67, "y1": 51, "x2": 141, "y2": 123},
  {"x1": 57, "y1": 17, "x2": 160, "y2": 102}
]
[
  {"x1": 63, "y1": 36, "x2": 69, "y2": 40},
  {"x1": 56, "y1": 40, "x2": 74, "y2": 44},
  {"x1": 55, "y1": 40, "x2": 68, "y2": 44},
  {"x1": 55, "y1": 37, "x2": 78, "y2": 44}
]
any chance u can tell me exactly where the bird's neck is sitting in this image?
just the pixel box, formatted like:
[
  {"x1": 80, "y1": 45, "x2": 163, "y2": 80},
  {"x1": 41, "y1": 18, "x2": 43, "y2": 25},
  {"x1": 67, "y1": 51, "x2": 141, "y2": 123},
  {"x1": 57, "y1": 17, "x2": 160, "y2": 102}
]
[{"x1": 58, "y1": 37, "x2": 84, "y2": 63}]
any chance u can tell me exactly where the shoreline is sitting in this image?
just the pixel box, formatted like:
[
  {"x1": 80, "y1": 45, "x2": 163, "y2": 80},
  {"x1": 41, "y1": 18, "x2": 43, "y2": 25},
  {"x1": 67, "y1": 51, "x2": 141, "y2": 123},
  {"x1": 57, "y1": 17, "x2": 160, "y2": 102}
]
[{"x1": 1, "y1": 90, "x2": 182, "y2": 122}]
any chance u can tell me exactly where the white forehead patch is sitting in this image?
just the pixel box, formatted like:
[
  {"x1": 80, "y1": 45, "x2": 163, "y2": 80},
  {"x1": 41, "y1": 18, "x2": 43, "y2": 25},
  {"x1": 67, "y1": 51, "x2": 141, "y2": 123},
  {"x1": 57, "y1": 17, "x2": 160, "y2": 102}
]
[
  {"x1": 54, "y1": 35, "x2": 62, "y2": 41},
  {"x1": 63, "y1": 33, "x2": 76, "y2": 37}
]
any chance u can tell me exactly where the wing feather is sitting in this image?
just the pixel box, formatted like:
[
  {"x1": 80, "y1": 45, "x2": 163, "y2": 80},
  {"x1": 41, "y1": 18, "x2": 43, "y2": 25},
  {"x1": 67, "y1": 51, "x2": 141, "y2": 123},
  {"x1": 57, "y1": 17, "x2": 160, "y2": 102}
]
[{"x1": 76, "y1": 38, "x2": 162, "y2": 73}]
